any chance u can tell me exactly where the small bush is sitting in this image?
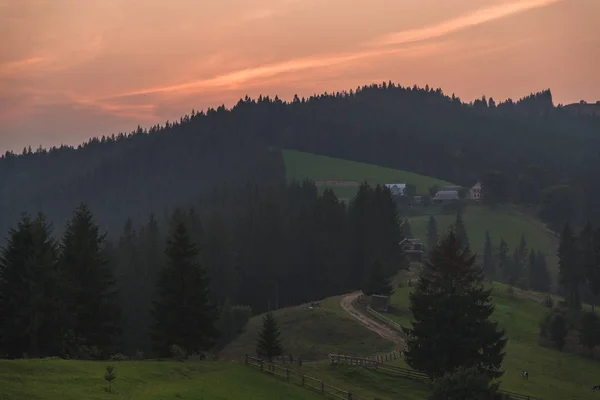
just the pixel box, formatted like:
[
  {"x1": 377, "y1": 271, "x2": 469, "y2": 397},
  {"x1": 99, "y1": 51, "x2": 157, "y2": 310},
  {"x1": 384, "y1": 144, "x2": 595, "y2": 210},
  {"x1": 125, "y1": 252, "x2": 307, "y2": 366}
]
[
  {"x1": 104, "y1": 365, "x2": 116, "y2": 393},
  {"x1": 170, "y1": 344, "x2": 187, "y2": 361},
  {"x1": 110, "y1": 353, "x2": 129, "y2": 361}
]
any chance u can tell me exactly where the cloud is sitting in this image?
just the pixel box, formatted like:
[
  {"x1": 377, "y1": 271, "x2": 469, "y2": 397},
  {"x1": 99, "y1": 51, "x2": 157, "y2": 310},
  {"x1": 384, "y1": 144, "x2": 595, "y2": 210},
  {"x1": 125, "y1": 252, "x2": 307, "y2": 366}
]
[
  {"x1": 102, "y1": 42, "x2": 445, "y2": 100},
  {"x1": 366, "y1": 0, "x2": 563, "y2": 47},
  {"x1": 0, "y1": 57, "x2": 53, "y2": 76}
]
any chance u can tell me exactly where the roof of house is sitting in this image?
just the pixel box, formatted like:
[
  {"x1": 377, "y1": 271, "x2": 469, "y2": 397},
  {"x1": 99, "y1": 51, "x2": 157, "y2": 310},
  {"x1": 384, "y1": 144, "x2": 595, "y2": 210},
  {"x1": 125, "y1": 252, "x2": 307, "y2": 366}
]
[
  {"x1": 433, "y1": 190, "x2": 460, "y2": 200},
  {"x1": 442, "y1": 185, "x2": 463, "y2": 191},
  {"x1": 385, "y1": 183, "x2": 406, "y2": 190}
]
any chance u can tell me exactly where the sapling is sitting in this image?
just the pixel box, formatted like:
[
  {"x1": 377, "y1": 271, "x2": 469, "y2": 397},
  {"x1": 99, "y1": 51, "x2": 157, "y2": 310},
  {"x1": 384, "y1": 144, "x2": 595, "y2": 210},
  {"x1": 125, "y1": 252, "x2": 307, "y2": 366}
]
[{"x1": 104, "y1": 365, "x2": 116, "y2": 393}]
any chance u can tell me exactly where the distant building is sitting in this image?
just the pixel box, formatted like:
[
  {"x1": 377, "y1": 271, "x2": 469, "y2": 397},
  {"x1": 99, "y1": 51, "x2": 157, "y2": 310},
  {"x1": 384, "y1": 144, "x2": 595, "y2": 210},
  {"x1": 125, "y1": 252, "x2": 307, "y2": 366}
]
[
  {"x1": 370, "y1": 295, "x2": 391, "y2": 312},
  {"x1": 469, "y1": 181, "x2": 483, "y2": 202},
  {"x1": 399, "y1": 238, "x2": 425, "y2": 262},
  {"x1": 432, "y1": 190, "x2": 459, "y2": 203},
  {"x1": 442, "y1": 185, "x2": 463, "y2": 192},
  {"x1": 385, "y1": 183, "x2": 406, "y2": 196}
]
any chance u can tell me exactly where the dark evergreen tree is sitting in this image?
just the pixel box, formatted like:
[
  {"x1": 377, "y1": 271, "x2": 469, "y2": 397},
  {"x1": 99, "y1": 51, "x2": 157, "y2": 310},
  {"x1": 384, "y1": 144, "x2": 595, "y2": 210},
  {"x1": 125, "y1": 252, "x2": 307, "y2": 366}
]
[
  {"x1": 426, "y1": 216, "x2": 438, "y2": 252},
  {"x1": 591, "y1": 228, "x2": 600, "y2": 311},
  {"x1": 549, "y1": 313, "x2": 568, "y2": 351},
  {"x1": 454, "y1": 210, "x2": 469, "y2": 250},
  {"x1": 60, "y1": 204, "x2": 120, "y2": 356},
  {"x1": 508, "y1": 235, "x2": 528, "y2": 287},
  {"x1": 497, "y1": 239, "x2": 510, "y2": 283},
  {"x1": 558, "y1": 223, "x2": 584, "y2": 309},
  {"x1": 403, "y1": 230, "x2": 506, "y2": 379},
  {"x1": 579, "y1": 312, "x2": 600, "y2": 357},
  {"x1": 403, "y1": 218, "x2": 413, "y2": 239},
  {"x1": 529, "y1": 251, "x2": 551, "y2": 293},
  {"x1": 580, "y1": 223, "x2": 598, "y2": 310},
  {"x1": 256, "y1": 312, "x2": 284, "y2": 361},
  {"x1": 0, "y1": 213, "x2": 62, "y2": 358},
  {"x1": 152, "y1": 220, "x2": 218, "y2": 357},
  {"x1": 482, "y1": 231, "x2": 494, "y2": 281},
  {"x1": 363, "y1": 260, "x2": 394, "y2": 296}
]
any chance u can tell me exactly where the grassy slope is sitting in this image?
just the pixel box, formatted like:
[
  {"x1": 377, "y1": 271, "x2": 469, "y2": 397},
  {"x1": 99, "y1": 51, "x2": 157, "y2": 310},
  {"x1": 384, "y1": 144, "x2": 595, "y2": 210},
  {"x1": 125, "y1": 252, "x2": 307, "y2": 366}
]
[
  {"x1": 409, "y1": 205, "x2": 560, "y2": 277},
  {"x1": 384, "y1": 283, "x2": 600, "y2": 400},
  {"x1": 283, "y1": 149, "x2": 452, "y2": 200},
  {"x1": 220, "y1": 296, "x2": 393, "y2": 361},
  {"x1": 0, "y1": 358, "x2": 325, "y2": 400}
]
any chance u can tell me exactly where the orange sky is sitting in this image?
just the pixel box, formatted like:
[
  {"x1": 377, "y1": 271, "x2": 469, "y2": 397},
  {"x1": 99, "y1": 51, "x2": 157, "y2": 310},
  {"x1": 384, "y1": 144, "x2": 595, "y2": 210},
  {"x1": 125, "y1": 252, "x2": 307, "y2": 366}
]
[{"x1": 1, "y1": 0, "x2": 598, "y2": 151}]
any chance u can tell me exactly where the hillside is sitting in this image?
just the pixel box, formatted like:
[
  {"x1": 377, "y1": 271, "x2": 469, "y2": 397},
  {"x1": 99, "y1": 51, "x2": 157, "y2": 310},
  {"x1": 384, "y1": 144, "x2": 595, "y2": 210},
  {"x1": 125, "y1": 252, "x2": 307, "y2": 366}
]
[
  {"x1": 283, "y1": 149, "x2": 452, "y2": 201},
  {"x1": 382, "y1": 281, "x2": 600, "y2": 400},
  {"x1": 221, "y1": 296, "x2": 393, "y2": 361},
  {"x1": 284, "y1": 150, "x2": 559, "y2": 275}
]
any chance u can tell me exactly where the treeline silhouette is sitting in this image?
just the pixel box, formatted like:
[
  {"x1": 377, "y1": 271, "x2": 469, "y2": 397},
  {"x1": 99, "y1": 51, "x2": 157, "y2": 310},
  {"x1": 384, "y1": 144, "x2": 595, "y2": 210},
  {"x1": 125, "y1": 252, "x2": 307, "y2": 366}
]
[
  {"x1": 0, "y1": 181, "x2": 405, "y2": 358},
  {"x1": 1, "y1": 83, "x2": 599, "y2": 239}
]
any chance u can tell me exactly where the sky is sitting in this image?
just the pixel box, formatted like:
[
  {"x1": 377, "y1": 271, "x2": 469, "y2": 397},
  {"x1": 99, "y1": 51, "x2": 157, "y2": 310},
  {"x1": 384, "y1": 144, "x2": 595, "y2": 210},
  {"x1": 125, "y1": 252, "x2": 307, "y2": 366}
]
[{"x1": 1, "y1": 0, "x2": 598, "y2": 151}]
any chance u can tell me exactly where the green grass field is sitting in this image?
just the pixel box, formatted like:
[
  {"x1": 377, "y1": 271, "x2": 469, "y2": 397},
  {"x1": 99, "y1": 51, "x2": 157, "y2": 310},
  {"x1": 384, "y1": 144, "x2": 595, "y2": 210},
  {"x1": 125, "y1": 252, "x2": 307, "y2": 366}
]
[
  {"x1": 283, "y1": 149, "x2": 452, "y2": 200},
  {"x1": 220, "y1": 296, "x2": 393, "y2": 362},
  {"x1": 408, "y1": 204, "x2": 560, "y2": 278},
  {"x1": 0, "y1": 358, "x2": 326, "y2": 400},
  {"x1": 383, "y1": 282, "x2": 600, "y2": 400}
]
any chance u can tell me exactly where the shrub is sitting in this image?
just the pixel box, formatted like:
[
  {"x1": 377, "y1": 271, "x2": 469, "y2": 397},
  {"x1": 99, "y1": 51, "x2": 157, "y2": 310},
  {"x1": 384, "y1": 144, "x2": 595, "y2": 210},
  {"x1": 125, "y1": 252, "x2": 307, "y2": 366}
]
[{"x1": 170, "y1": 344, "x2": 187, "y2": 361}]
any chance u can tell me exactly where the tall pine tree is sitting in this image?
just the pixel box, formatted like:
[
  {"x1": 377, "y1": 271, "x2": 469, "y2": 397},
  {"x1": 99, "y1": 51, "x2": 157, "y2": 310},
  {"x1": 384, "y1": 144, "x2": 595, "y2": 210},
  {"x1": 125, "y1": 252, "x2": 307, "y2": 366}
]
[
  {"x1": 0, "y1": 213, "x2": 62, "y2": 358},
  {"x1": 427, "y1": 216, "x2": 438, "y2": 252},
  {"x1": 454, "y1": 210, "x2": 469, "y2": 250},
  {"x1": 60, "y1": 204, "x2": 120, "y2": 356},
  {"x1": 497, "y1": 239, "x2": 510, "y2": 283},
  {"x1": 363, "y1": 260, "x2": 394, "y2": 296},
  {"x1": 403, "y1": 230, "x2": 506, "y2": 379},
  {"x1": 482, "y1": 231, "x2": 494, "y2": 281},
  {"x1": 558, "y1": 223, "x2": 584, "y2": 309},
  {"x1": 152, "y1": 219, "x2": 218, "y2": 357},
  {"x1": 256, "y1": 312, "x2": 284, "y2": 361}
]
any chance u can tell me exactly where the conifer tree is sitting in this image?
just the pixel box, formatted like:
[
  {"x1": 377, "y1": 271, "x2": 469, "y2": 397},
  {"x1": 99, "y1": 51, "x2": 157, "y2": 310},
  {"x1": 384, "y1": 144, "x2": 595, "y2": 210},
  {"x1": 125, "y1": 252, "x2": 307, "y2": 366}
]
[
  {"x1": 591, "y1": 228, "x2": 600, "y2": 311},
  {"x1": 482, "y1": 231, "x2": 494, "y2": 281},
  {"x1": 60, "y1": 204, "x2": 120, "y2": 355},
  {"x1": 0, "y1": 213, "x2": 62, "y2": 358},
  {"x1": 497, "y1": 239, "x2": 510, "y2": 283},
  {"x1": 363, "y1": 260, "x2": 394, "y2": 296},
  {"x1": 403, "y1": 230, "x2": 506, "y2": 379},
  {"x1": 579, "y1": 312, "x2": 600, "y2": 357},
  {"x1": 558, "y1": 223, "x2": 584, "y2": 309},
  {"x1": 529, "y1": 251, "x2": 551, "y2": 293},
  {"x1": 454, "y1": 210, "x2": 469, "y2": 250},
  {"x1": 427, "y1": 216, "x2": 438, "y2": 252},
  {"x1": 152, "y1": 220, "x2": 218, "y2": 357},
  {"x1": 256, "y1": 312, "x2": 284, "y2": 362}
]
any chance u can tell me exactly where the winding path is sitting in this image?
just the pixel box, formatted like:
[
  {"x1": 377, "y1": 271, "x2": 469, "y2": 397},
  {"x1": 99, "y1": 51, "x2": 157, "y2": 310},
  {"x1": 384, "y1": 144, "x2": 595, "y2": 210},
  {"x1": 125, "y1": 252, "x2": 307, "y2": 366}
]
[{"x1": 339, "y1": 291, "x2": 405, "y2": 349}]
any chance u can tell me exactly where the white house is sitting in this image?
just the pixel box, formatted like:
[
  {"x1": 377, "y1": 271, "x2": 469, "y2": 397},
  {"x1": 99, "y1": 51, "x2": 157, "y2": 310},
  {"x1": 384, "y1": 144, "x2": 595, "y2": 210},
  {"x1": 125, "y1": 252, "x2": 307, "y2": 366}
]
[
  {"x1": 469, "y1": 181, "x2": 483, "y2": 201},
  {"x1": 385, "y1": 183, "x2": 406, "y2": 196}
]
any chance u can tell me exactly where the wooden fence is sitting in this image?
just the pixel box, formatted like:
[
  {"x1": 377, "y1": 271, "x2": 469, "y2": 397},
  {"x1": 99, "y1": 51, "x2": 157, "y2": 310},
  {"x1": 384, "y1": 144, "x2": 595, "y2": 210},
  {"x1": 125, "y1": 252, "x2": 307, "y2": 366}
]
[
  {"x1": 330, "y1": 353, "x2": 541, "y2": 400},
  {"x1": 245, "y1": 354, "x2": 376, "y2": 400},
  {"x1": 364, "y1": 306, "x2": 403, "y2": 333},
  {"x1": 329, "y1": 352, "x2": 402, "y2": 366}
]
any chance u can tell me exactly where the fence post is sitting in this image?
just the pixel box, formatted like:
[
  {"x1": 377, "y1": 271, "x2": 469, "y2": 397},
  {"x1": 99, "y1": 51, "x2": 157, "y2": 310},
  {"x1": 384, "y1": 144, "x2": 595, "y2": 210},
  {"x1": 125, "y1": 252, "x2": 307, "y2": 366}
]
[
  {"x1": 301, "y1": 374, "x2": 305, "y2": 386},
  {"x1": 298, "y1": 357, "x2": 302, "y2": 367},
  {"x1": 320, "y1": 381, "x2": 324, "y2": 393},
  {"x1": 286, "y1": 368, "x2": 289, "y2": 381},
  {"x1": 347, "y1": 392, "x2": 353, "y2": 400}
]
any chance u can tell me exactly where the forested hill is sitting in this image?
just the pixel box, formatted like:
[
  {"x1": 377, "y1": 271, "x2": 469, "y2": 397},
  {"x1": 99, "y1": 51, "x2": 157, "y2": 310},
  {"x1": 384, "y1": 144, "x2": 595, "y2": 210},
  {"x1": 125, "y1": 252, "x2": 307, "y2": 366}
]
[{"x1": 2, "y1": 82, "x2": 600, "y2": 235}]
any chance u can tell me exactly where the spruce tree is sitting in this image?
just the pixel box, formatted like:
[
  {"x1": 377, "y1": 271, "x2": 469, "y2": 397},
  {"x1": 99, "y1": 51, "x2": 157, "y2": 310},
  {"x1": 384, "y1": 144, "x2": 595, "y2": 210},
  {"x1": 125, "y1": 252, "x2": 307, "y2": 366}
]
[
  {"x1": 591, "y1": 228, "x2": 600, "y2": 311},
  {"x1": 403, "y1": 230, "x2": 506, "y2": 379},
  {"x1": 482, "y1": 231, "x2": 494, "y2": 281},
  {"x1": 363, "y1": 260, "x2": 394, "y2": 296},
  {"x1": 454, "y1": 210, "x2": 469, "y2": 250},
  {"x1": 579, "y1": 312, "x2": 600, "y2": 357},
  {"x1": 529, "y1": 251, "x2": 551, "y2": 293},
  {"x1": 427, "y1": 216, "x2": 438, "y2": 252},
  {"x1": 256, "y1": 312, "x2": 284, "y2": 361},
  {"x1": 60, "y1": 204, "x2": 120, "y2": 355},
  {"x1": 152, "y1": 220, "x2": 218, "y2": 357},
  {"x1": 558, "y1": 223, "x2": 584, "y2": 309},
  {"x1": 497, "y1": 239, "x2": 509, "y2": 283},
  {"x1": 0, "y1": 213, "x2": 61, "y2": 358}
]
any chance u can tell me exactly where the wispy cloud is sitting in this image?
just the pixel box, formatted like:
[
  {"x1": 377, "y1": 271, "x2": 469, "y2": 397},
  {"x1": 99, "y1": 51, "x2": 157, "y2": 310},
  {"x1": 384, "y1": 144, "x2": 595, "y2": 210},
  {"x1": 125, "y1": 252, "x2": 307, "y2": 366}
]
[
  {"x1": 367, "y1": 0, "x2": 563, "y2": 47},
  {"x1": 103, "y1": 43, "x2": 444, "y2": 100},
  {"x1": 65, "y1": 92, "x2": 159, "y2": 120},
  {"x1": 0, "y1": 57, "x2": 52, "y2": 77}
]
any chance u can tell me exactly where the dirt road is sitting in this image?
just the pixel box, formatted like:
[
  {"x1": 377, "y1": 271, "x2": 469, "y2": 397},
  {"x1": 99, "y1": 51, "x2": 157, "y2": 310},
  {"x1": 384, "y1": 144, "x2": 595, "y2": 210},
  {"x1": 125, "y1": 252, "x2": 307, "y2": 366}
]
[{"x1": 339, "y1": 291, "x2": 405, "y2": 349}]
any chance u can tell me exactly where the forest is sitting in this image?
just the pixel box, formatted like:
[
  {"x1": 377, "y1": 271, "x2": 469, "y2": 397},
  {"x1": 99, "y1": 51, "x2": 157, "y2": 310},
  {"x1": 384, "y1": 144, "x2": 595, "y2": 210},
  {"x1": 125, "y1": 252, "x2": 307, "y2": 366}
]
[
  {"x1": 1, "y1": 83, "x2": 599, "y2": 241},
  {"x1": 0, "y1": 182, "x2": 405, "y2": 358}
]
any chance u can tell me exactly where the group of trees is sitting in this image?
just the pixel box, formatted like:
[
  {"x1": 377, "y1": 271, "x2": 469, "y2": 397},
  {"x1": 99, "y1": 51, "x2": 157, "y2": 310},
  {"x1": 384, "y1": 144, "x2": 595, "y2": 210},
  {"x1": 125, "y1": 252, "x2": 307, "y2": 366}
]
[
  {"x1": 0, "y1": 181, "x2": 406, "y2": 359},
  {"x1": 425, "y1": 212, "x2": 551, "y2": 293},
  {"x1": 558, "y1": 222, "x2": 600, "y2": 310}
]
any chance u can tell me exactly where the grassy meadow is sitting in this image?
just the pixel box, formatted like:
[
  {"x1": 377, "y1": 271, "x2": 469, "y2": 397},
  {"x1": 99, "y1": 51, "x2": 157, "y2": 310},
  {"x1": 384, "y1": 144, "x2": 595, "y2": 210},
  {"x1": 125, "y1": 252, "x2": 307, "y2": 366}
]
[
  {"x1": 283, "y1": 149, "x2": 452, "y2": 200},
  {"x1": 220, "y1": 296, "x2": 393, "y2": 362},
  {"x1": 0, "y1": 358, "x2": 326, "y2": 400},
  {"x1": 383, "y1": 282, "x2": 600, "y2": 400}
]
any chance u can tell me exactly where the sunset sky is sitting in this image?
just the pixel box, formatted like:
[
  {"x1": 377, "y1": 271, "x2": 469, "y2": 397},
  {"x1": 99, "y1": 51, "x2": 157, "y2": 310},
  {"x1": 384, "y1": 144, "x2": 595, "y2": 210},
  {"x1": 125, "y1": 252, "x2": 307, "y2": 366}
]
[{"x1": 1, "y1": 0, "x2": 598, "y2": 151}]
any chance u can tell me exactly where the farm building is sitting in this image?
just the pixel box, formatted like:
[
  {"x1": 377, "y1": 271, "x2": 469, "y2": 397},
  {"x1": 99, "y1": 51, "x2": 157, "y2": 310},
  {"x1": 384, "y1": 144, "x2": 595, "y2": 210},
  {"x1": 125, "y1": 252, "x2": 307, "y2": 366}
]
[
  {"x1": 432, "y1": 190, "x2": 459, "y2": 203},
  {"x1": 385, "y1": 183, "x2": 406, "y2": 196},
  {"x1": 469, "y1": 181, "x2": 483, "y2": 202},
  {"x1": 400, "y1": 238, "x2": 425, "y2": 262},
  {"x1": 371, "y1": 295, "x2": 391, "y2": 312}
]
